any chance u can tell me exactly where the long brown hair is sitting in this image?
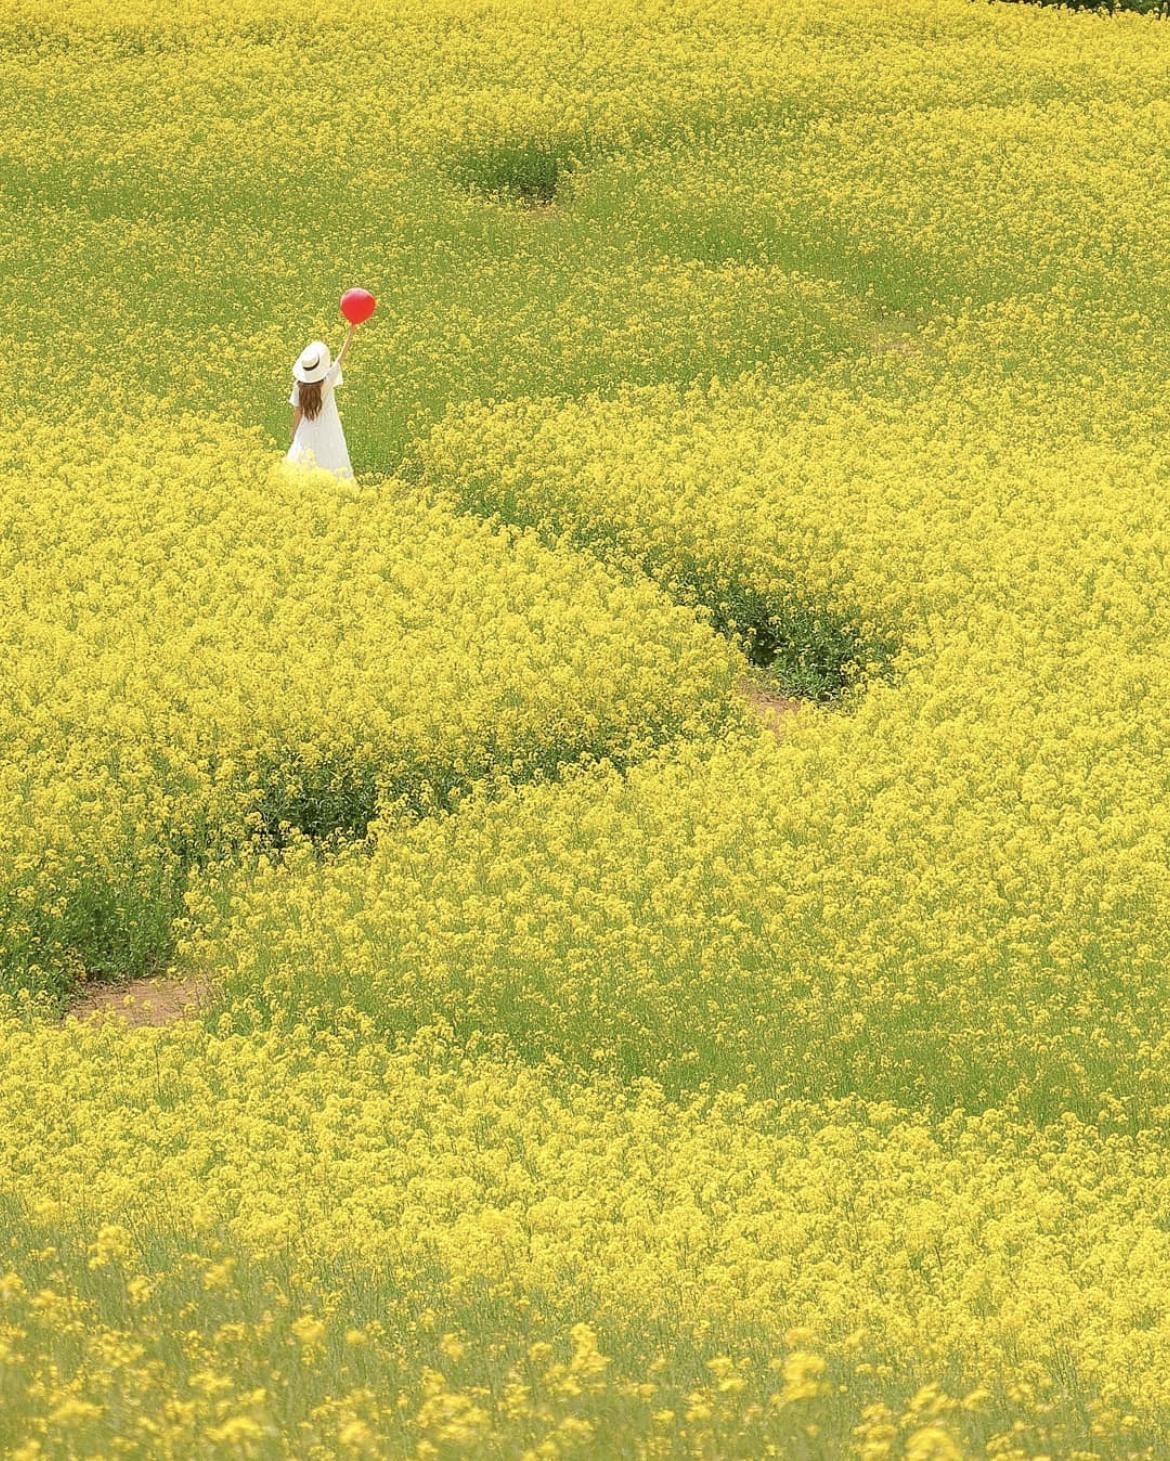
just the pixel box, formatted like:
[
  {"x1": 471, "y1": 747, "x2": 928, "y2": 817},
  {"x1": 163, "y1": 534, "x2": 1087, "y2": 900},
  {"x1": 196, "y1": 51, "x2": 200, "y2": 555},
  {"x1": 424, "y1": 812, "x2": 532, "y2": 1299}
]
[{"x1": 298, "y1": 379, "x2": 323, "y2": 421}]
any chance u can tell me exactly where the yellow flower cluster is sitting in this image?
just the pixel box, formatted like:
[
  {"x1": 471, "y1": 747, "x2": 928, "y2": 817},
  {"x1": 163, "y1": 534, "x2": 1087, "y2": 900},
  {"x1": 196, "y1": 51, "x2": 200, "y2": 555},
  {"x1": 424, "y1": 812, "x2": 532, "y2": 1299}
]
[
  {"x1": 190, "y1": 687, "x2": 1170, "y2": 1122},
  {"x1": 0, "y1": 1018, "x2": 1166, "y2": 1456},
  {"x1": 4, "y1": 0, "x2": 1170, "y2": 1451},
  {"x1": 0, "y1": 417, "x2": 738, "y2": 998}
]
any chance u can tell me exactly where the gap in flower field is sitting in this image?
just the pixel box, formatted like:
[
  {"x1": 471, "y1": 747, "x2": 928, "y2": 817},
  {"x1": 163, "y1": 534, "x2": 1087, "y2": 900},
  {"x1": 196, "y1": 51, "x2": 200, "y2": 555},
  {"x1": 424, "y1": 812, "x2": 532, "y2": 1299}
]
[
  {"x1": 65, "y1": 974, "x2": 210, "y2": 1029},
  {"x1": 452, "y1": 139, "x2": 584, "y2": 207},
  {"x1": 422, "y1": 462, "x2": 901, "y2": 708},
  {"x1": 716, "y1": 594, "x2": 897, "y2": 703}
]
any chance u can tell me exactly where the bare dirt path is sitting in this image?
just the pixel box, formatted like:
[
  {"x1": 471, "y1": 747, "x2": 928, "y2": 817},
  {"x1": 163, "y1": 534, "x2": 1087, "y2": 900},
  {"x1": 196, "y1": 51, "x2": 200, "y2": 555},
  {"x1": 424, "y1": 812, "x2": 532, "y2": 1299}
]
[
  {"x1": 858, "y1": 307, "x2": 923, "y2": 359},
  {"x1": 740, "y1": 680, "x2": 802, "y2": 732},
  {"x1": 67, "y1": 975, "x2": 210, "y2": 1028}
]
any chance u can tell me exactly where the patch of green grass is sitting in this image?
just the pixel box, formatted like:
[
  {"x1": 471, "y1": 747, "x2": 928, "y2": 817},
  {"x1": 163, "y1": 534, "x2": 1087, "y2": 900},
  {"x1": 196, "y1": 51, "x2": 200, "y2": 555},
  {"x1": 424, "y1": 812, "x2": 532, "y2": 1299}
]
[{"x1": 452, "y1": 138, "x2": 583, "y2": 205}]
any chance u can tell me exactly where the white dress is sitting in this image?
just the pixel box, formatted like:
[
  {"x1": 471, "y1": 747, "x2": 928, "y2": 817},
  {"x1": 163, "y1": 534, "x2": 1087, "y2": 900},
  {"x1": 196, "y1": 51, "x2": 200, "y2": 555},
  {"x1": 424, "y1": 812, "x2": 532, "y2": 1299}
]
[{"x1": 286, "y1": 360, "x2": 353, "y2": 479}]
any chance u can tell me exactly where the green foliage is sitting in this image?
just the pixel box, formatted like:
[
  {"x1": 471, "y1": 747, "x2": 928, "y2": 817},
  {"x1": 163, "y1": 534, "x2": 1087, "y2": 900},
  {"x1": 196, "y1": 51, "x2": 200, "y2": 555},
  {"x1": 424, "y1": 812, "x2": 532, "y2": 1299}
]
[
  {"x1": 999, "y1": 0, "x2": 1166, "y2": 13},
  {"x1": 453, "y1": 139, "x2": 584, "y2": 205}
]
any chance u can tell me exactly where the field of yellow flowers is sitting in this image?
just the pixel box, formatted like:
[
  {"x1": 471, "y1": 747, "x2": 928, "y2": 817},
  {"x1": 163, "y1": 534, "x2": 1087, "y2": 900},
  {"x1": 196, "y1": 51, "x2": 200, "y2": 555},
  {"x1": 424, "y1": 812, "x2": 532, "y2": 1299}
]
[{"x1": 6, "y1": 0, "x2": 1170, "y2": 1454}]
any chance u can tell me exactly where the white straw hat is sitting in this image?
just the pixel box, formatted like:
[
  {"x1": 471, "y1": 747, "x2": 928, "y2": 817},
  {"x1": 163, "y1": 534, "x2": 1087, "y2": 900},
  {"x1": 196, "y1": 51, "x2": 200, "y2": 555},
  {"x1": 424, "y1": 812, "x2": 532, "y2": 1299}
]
[{"x1": 293, "y1": 340, "x2": 331, "y2": 383}]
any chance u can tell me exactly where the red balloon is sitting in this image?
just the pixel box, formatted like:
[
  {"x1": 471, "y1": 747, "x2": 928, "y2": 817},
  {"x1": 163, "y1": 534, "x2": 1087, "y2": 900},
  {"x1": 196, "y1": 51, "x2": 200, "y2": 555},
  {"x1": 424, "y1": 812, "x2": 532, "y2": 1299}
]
[{"x1": 340, "y1": 288, "x2": 376, "y2": 324}]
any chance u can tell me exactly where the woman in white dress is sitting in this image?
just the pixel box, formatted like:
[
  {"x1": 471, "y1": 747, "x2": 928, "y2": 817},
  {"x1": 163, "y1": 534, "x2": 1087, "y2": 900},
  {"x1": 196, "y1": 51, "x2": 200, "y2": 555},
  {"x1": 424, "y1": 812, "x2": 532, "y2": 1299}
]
[{"x1": 286, "y1": 324, "x2": 356, "y2": 479}]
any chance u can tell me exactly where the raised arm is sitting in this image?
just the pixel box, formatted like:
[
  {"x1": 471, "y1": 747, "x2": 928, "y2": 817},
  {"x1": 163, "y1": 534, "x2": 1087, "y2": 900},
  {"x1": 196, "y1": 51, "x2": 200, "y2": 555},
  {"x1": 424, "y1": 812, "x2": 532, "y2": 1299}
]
[{"x1": 336, "y1": 321, "x2": 356, "y2": 366}]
